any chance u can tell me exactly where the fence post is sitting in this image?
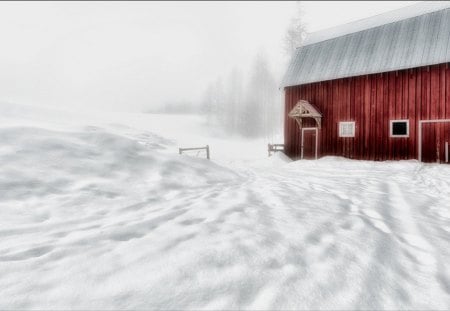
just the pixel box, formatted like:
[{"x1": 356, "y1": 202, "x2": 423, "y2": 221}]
[
  {"x1": 179, "y1": 148, "x2": 182, "y2": 155},
  {"x1": 206, "y1": 145, "x2": 210, "y2": 160}
]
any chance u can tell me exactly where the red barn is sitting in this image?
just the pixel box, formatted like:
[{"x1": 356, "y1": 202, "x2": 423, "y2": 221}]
[{"x1": 282, "y1": 2, "x2": 450, "y2": 163}]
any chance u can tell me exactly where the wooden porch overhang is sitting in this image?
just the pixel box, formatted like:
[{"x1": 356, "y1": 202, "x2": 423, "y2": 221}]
[{"x1": 288, "y1": 100, "x2": 322, "y2": 128}]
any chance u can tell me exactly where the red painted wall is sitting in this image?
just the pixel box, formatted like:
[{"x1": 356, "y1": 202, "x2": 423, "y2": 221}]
[{"x1": 284, "y1": 63, "x2": 450, "y2": 163}]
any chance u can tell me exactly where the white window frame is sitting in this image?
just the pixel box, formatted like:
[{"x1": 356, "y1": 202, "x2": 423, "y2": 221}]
[
  {"x1": 338, "y1": 121, "x2": 355, "y2": 138},
  {"x1": 390, "y1": 119, "x2": 409, "y2": 137}
]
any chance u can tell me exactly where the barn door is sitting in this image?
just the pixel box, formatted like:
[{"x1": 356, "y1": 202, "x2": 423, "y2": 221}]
[
  {"x1": 301, "y1": 128, "x2": 318, "y2": 159},
  {"x1": 419, "y1": 120, "x2": 450, "y2": 163}
]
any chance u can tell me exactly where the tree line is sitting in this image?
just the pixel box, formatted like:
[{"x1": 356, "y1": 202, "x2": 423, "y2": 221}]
[
  {"x1": 200, "y1": 1, "x2": 305, "y2": 139},
  {"x1": 200, "y1": 52, "x2": 282, "y2": 139},
  {"x1": 150, "y1": 2, "x2": 305, "y2": 140}
]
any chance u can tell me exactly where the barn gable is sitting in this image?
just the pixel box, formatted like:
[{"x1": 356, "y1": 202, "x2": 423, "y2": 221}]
[{"x1": 282, "y1": 2, "x2": 450, "y2": 87}]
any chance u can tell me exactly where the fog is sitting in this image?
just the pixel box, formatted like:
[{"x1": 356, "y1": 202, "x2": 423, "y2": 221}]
[{"x1": 0, "y1": 1, "x2": 418, "y2": 113}]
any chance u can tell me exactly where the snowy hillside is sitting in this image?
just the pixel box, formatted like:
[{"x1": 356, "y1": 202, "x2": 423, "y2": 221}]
[{"x1": 0, "y1": 103, "x2": 449, "y2": 309}]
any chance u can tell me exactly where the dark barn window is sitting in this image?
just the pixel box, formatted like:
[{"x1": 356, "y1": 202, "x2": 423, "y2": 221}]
[{"x1": 390, "y1": 120, "x2": 409, "y2": 137}]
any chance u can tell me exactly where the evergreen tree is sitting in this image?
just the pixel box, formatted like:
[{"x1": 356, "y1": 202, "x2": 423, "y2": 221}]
[
  {"x1": 224, "y1": 68, "x2": 243, "y2": 134},
  {"x1": 243, "y1": 51, "x2": 277, "y2": 138},
  {"x1": 284, "y1": 1, "x2": 306, "y2": 57}
]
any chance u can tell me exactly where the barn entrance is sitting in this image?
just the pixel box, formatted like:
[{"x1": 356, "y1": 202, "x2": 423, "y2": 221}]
[
  {"x1": 418, "y1": 119, "x2": 450, "y2": 163},
  {"x1": 288, "y1": 100, "x2": 322, "y2": 160},
  {"x1": 301, "y1": 128, "x2": 318, "y2": 159}
]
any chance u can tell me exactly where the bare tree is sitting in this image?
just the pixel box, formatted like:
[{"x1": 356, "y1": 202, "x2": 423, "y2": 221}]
[{"x1": 284, "y1": 1, "x2": 306, "y2": 57}]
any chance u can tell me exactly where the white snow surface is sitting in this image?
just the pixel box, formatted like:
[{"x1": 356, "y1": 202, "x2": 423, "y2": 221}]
[{"x1": 1, "y1": 102, "x2": 450, "y2": 309}]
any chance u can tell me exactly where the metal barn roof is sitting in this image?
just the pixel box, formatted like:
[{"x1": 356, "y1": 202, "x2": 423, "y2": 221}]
[{"x1": 282, "y1": 2, "x2": 450, "y2": 88}]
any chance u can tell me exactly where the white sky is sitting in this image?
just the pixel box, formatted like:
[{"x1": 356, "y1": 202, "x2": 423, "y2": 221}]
[{"x1": 0, "y1": 1, "x2": 419, "y2": 112}]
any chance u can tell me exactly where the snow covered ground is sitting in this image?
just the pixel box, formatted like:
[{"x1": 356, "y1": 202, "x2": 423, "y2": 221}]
[{"x1": 0, "y1": 102, "x2": 449, "y2": 309}]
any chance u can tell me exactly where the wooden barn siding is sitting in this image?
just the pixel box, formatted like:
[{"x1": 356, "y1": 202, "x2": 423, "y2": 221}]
[{"x1": 284, "y1": 62, "x2": 450, "y2": 161}]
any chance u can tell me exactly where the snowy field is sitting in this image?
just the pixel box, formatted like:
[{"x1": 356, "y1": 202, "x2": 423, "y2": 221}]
[{"x1": 1, "y1": 102, "x2": 450, "y2": 309}]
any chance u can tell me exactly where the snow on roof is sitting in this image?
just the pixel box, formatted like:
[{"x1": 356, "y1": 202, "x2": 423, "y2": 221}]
[{"x1": 282, "y1": 2, "x2": 450, "y2": 88}]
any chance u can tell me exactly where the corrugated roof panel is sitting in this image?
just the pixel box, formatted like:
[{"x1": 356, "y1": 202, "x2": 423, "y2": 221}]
[
  {"x1": 302, "y1": 42, "x2": 319, "y2": 80},
  {"x1": 436, "y1": 9, "x2": 450, "y2": 62},
  {"x1": 400, "y1": 16, "x2": 420, "y2": 69},
  {"x1": 446, "y1": 9, "x2": 450, "y2": 61},
  {"x1": 303, "y1": 2, "x2": 450, "y2": 45},
  {"x1": 409, "y1": 11, "x2": 430, "y2": 69},
  {"x1": 317, "y1": 39, "x2": 337, "y2": 81},
  {"x1": 422, "y1": 11, "x2": 441, "y2": 65},
  {"x1": 432, "y1": 10, "x2": 449, "y2": 64},
  {"x1": 392, "y1": 18, "x2": 410, "y2": 70},
  {"x1": 348, "y1": 31, "x2": 367, "y2": 78},
  {"x1": 367, "y1": 25, "x2": 389, "y2": 73},
  {"x1": 328, "y1": 34, "x2": 349, "y2": 80},
  {"x1": 339, "y1": 32, "x2": 360, "y2": 77},
  {"x1": 379, "y1": 22, "x2": 401, "y2": 71},
  {"x1": 282, "y1": 5, "x2": 450, "y2": 88},
  {"x1": 353, "y1": 27, "x2": 378, "y2": 77}
]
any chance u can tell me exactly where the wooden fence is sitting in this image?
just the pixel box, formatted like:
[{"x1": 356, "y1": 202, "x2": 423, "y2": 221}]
[
  {"x1": 268, "y1": 144, "x2": 284, "y2": 157},
  {"x1": 179, "y1": 145, "x2": 210, "y2": 160}
]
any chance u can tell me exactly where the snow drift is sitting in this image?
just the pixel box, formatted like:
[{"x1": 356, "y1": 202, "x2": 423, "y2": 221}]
[{"x1": 0, "y1": 102, "x2": 449, "y2": 309}]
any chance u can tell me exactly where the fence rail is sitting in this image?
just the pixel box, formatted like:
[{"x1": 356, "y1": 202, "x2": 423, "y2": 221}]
[
  {"x1": 268, "y1": 144, "x2": 284, "y2": 157},
  {"x1": 179, "y1": 145, "x2": 210, "y2": 160}
]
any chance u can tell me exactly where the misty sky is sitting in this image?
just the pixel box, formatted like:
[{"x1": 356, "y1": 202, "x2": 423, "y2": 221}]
[{"x1": 0, "y1": 1, "x2": 418, "y2": 112}]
